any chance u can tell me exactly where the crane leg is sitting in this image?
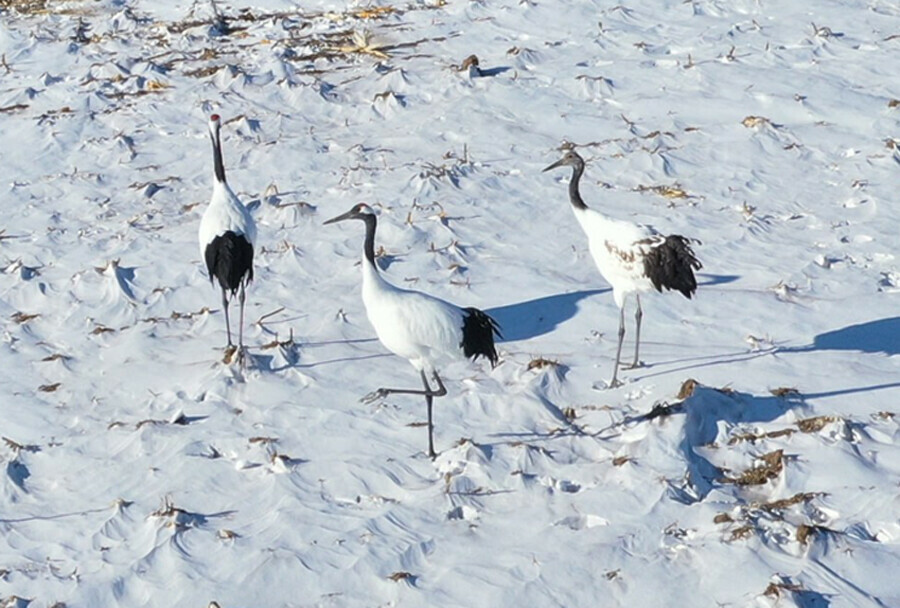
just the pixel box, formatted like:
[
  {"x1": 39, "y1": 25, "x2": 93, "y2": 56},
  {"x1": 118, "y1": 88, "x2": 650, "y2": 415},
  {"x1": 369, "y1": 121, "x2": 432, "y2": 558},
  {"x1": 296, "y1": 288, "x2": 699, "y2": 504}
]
[
  {"x1": 361, "y1": 371, "x2": 447, "y2": 459},
  {"x1": 609, "y1": 306, "x2": 625, "y2": 388},
  {"x1": 237, "y1": 281, "x2": 247, "y2": 365},
  {"x1": 221, "y1": 287, "x2": 233, "y2": 348},
  {"x1": 422, "y1": 372, "x2": 436, "y2": 460},
  {"x1": 626, "y1": 294, "x2": 643, "y2": 369}
]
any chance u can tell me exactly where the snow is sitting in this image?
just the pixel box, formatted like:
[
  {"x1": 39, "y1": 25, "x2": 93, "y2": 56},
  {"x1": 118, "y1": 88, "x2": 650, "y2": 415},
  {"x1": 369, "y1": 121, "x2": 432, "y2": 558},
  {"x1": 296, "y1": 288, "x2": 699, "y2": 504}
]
[{"x1": 1, "y1": 0, "x2": 899, "y2": 606}]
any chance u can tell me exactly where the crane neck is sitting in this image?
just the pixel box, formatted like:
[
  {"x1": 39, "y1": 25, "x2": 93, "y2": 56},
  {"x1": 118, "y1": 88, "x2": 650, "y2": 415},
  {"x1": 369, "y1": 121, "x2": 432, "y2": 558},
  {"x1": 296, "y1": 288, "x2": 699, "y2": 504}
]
[
  {"x1": 211, "y1": 126, "x2": 226, "y2": 184},
  {"x1": 568, "y1": 162, "x2": 588, "y2": 211},
  {"x1": 362, "y1": 214, "x2": 377, "y2": 270}
]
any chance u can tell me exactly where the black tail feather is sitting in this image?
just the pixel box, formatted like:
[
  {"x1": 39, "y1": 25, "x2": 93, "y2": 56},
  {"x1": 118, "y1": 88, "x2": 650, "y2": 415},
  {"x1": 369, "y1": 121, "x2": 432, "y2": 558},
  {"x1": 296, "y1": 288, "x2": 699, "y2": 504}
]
[
  {"x1": 644, "y1": 235, "x2": 702, "y2": 298},
  {"x1": 205, "y1": 231, "x2": 254, "y2": 295},
  {"x1": 461, "y1": 307, "x2": 502, "y2": 366}
]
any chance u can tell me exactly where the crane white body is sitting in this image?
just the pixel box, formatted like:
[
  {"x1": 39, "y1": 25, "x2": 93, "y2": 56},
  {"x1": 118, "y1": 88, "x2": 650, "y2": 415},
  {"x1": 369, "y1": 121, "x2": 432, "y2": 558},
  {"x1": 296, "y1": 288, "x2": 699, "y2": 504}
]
[
  {"x1": 572, "y1": 208, "x2": 664, "y2": 308},
  {"x1": 544, "y1": 149, "x2": 701, "y2": 387},
  {"x1": 361, "y1": 261, "x2": 467, "y2": 373},
  {"x1": 325, "y1": 203, "x2": 500, "y2": 458},
  {"x1": 198, "y1": 114, "x2": 257, "y2": 361},
  {"x1": 198, "y1": 180, "x2": 257, "y2": 263}
]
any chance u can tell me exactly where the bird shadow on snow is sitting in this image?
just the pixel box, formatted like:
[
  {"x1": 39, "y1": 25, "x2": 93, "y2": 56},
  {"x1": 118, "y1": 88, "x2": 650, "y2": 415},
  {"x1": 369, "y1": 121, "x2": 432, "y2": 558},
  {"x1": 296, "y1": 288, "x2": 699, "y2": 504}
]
[
  {"x1": 786, "y1": 316, "x2": 900, "y2": 356},
  {"x1": 486, "y1": 274, "x2": 737, "y2": 344},
  {"x1": 696, "y1": 273, "x2": 740, "y2": 288},
  {"x1": 247, "y1": 336, "x2": 388, "y2": 373},
  {"x1": 640, "y1": 315, "x2": 900, "y2": 378},
  {"x1": 486, "y1": 289, "x2": 608, "y2": 342},
  {"x1": 600, "y1": 384, "x2": 806, "y2": 504}
]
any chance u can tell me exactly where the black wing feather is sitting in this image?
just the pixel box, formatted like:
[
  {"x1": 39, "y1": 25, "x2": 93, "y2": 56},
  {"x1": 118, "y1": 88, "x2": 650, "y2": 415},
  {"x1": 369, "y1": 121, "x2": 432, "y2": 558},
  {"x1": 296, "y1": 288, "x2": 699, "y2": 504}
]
[
  {"x1": 460, "y1": 308, "x2": 502, "y2": 366},
  {"x1": 204, "y1": 231, "x2": 254, "y2": 295},
  {"x1": 643, "y1": 235, "x2": 702, "y2": 298}
]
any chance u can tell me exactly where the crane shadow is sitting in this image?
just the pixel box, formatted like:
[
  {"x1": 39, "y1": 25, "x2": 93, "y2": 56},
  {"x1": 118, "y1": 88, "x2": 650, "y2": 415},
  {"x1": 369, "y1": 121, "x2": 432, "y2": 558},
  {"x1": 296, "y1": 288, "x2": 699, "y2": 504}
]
[
  {"x1": 598, "y1": 384, "x2": 805, "y2": 504},
  {"x1": 636, "y1": 315, "x2": 900, "y2": 381},
  {"x1": 789, "y1": 317, "x2": 900, "y2": 356},
  {"x1": 696, "y1": 273, "x2": 740, "y2": 288},
  {"x1": 631, "y1": 348, "x2": 778, "y2": 381},
  {"x1": 486, "y1": 289, "x2": 608, "y2": 343},
  {"x1": 485, "y1": 274, "x2": 738, "y2": 344}
]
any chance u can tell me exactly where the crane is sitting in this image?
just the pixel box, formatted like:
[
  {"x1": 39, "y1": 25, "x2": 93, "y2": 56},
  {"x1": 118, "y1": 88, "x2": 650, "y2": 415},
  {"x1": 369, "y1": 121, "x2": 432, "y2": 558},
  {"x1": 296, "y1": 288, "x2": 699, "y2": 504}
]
[
  {"x1": 544, "y1": 149, "x2": 701, "y2": 387},
  {"x1": 325, "y1": 203, "x2": 501, "y2": 459},
  {"x1": 198, "y1": 114, "x2": 257, "y2": 364}
]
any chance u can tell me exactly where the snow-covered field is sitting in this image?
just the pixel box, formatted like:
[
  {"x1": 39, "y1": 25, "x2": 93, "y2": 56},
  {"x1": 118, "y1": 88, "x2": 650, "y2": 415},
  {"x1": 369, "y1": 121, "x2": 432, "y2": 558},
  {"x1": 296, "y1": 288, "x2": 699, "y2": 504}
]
[{"x1": 1, "y1": 0, "x2": 900, "y2": 605}]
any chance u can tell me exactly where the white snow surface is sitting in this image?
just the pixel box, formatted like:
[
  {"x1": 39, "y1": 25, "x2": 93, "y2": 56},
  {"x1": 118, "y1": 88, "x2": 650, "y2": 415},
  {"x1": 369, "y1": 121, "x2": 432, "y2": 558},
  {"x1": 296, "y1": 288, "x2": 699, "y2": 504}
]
[{"x1": 1, "y1": 0, "x2": 899, "y2": 606}]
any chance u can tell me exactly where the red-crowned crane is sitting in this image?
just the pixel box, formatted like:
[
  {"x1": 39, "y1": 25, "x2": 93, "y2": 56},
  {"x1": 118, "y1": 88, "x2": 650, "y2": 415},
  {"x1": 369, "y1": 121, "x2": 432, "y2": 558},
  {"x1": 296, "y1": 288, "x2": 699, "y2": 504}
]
[
  {"x1": 544, "y1": 149, "x2": 701, "y2": 388},
  {"x1": 198, "y1": 114, "x2": 257, "y2": 363},
  {"x1": 324, "y1": 203, "x2": 501, "y2": 459}
]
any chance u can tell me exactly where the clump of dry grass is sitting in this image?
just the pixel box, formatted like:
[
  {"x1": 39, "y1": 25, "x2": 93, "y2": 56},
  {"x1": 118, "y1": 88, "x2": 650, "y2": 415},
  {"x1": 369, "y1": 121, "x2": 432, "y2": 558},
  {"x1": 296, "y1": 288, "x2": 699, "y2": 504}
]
[
  {"x1": 676, "y1": 378, "x2": 698, "y2": 399},
  {"x1": 769, "y1": 386, "x2": 800, "y2": 397},
  {"x1": 796, "y1": 415, "x2": 838, "y2": 433},
  {"x1": 757, "y1": 492, "x2": 821, "y2": 512},
  {"x1": 729, "y1": 525, "x2": 754, "y2": 541},
  {"x1": 742, "y1": 115, "x2": 771, "y2": 128},
  {"x1": 721, "y1": 449, "x2": 783, "y2": 486},
  {"x1": 728, "y1": 427, "x2": 794, "y2": 445},
  {"x1": 634, "y1": 183, "x2": 690, "y2": 199},
  {"x1": 763, "y1": 580, "x2": 805, "y2": 598},
  {"x1": 10, "y1": 311, "x2": 39, "y2": 324},
  {"x1": 713, "y1": 512, "x2": 733, "y2": 524},
  {"x1": 526, "y1": 357, "x2": 558, "y2": 371},
  {"x1": 1, "y1": 0, "x2": 49, "y2": 14}
]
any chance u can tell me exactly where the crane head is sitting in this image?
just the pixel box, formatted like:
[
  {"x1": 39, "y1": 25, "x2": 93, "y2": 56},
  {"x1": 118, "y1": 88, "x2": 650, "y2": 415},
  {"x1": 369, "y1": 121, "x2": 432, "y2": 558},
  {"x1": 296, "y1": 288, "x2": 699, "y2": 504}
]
[
  {"x1": 324, "y1": 203, "x2": 375, "y2": 225},
  {"x1": 543, "y1": 149, "x2": 584, "y2": 172},
  {"x1": 208, "y1": 113, "x2": 222, "y2": 135}
]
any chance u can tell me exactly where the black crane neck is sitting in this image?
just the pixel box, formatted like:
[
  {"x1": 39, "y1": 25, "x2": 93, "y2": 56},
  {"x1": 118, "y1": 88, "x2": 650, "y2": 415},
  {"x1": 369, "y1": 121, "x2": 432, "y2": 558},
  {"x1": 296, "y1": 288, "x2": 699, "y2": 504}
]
[
  {"x1": 362, "y1": 214, "x2": 377, "y2": 269},
  {"x1": 211, "y1": 125, "x2": 226, "y2": 184},
  {"x1": 568, "y1": 162, "x2": 588, "y2": 211}
]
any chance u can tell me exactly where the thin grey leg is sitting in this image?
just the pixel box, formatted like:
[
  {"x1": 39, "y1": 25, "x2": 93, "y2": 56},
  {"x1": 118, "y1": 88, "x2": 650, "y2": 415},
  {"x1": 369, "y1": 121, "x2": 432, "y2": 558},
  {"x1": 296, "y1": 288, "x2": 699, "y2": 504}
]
[
  {"x1": 628, "y1": 294, "x2": 643, "y2": 369},
  {"x1": 609, "y1": 305, "x2": 625, "y2": 388},
  {"x1": 422, "y1": 371, "x2": 436, "y2": 460},
  {"x1": 238, "y1": 282, "x2": 247, "y2": 349},
  {"x1": 361, "y1": 370, "x2": 448, "y2": 458},
  {"x1": 221, "y1": 287, "x2": 233, "y2": 347}
]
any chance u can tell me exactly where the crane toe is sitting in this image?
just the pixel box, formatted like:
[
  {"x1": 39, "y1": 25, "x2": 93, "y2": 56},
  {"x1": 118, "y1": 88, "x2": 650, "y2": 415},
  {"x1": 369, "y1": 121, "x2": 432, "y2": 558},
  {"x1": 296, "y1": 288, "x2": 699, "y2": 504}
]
[{"x1": 360, "y1": 388, "x2": 390, "y2": 404}]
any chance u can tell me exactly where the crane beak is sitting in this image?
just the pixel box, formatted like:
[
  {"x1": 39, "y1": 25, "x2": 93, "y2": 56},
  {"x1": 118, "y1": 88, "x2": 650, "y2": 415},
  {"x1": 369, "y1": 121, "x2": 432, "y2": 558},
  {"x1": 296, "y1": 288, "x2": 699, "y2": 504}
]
[
  {"x1": 323, "y1": 209, "x2": 357, "y2": 225},
  {"x1": 542, "y1": 158, "x2": 566, "y2": 172}
]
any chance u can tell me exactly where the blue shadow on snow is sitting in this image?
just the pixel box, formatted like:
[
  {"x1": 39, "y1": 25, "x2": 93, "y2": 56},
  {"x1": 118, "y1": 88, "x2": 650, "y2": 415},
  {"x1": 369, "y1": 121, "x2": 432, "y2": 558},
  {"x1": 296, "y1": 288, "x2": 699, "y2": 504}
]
[
  {"x1": 807, "y1": 317, "x2": 900, "y2": 355},
  {"x1": 486, "y1": 289, "x2": 608, "y2": 343}
]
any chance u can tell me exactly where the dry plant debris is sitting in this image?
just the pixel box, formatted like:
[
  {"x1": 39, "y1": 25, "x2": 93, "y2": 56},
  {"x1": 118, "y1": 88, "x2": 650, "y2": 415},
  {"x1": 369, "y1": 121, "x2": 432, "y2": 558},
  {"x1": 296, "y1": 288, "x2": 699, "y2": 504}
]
[
  {"x1": 729, "y1": 525, "x2": 754, "y2": 541},
  {"x1": 527, "y1": 357, "x2": 558, "y2": 371},
  {"x1": 10, "y1": 311, "x2": 39, "y2": 323},
  {"x1": 796, "y1": 415, "x2": 838, "y2": 433},
  {"x1": 728, "y1": 428, "x2": 795, "y2": 445},
  {"x1": 721, "y1": 450, "x2": 783, "y2": 486},
  {"x1": 713, "y1": 513, "x2": 733, "y2": 524},
  {"x1": 332, "y1": 30, "x2": 390, "y2": 59},
  {"x1": 676, "y1": 378, "x2": 698, "y2": 400},
  {"x1": 764, "y1": 581, "x2": 804, "y2": 598},
  {"x1": 757, "y1": 492, "x2": 821, "y2": 512},
  {"x1": 635, "y1": 184, "x2": 690, "y2": 199},
  {"x1": 742, "y1": 115, "x2": 771, "y2": 128}
]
